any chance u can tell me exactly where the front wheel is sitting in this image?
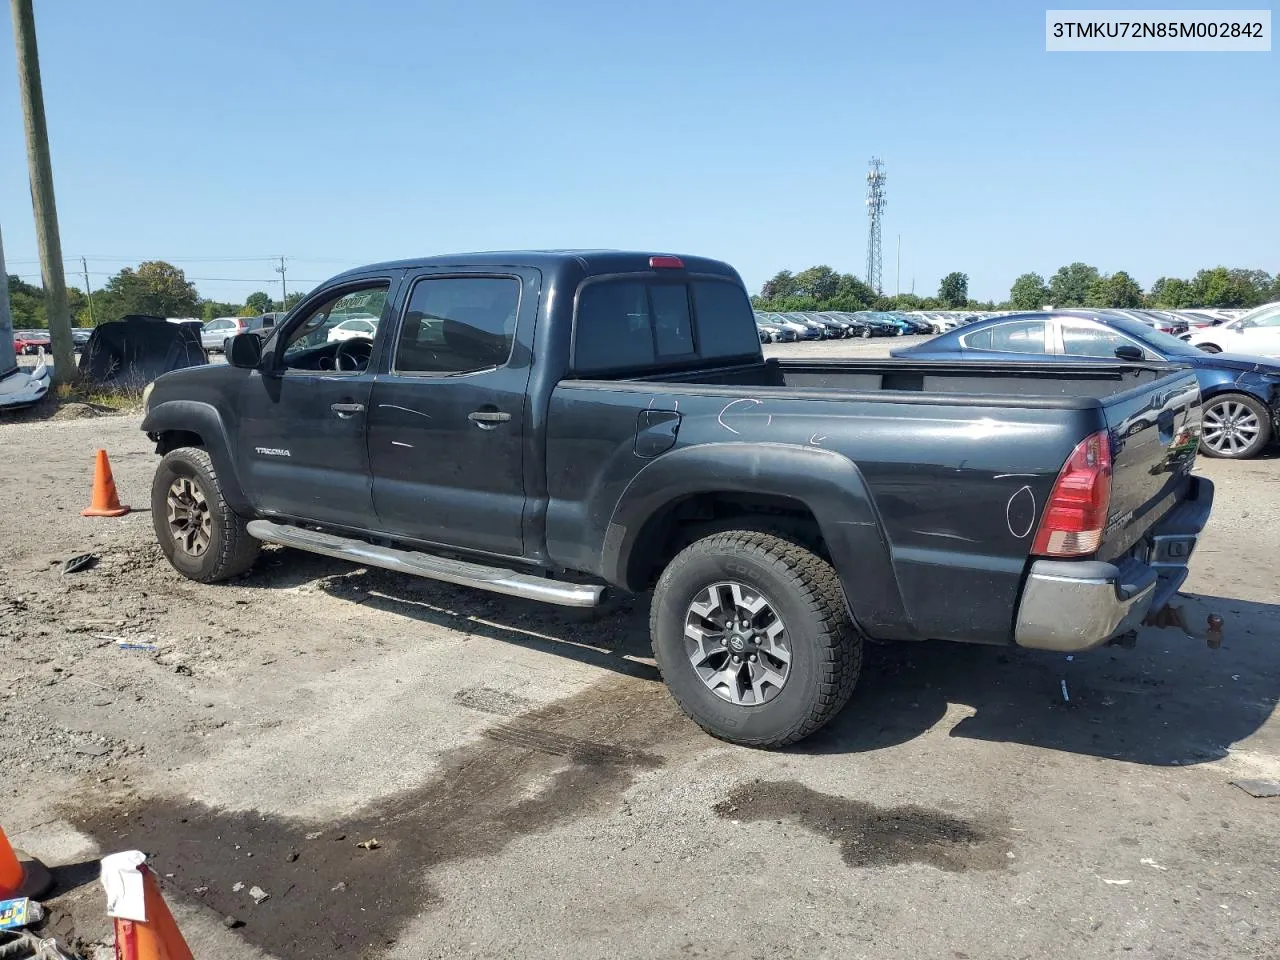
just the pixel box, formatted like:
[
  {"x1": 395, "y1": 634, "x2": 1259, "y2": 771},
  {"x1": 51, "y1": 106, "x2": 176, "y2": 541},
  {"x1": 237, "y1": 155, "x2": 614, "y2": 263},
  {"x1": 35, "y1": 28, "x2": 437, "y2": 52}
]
[
  {"x1": 651, "y1": 530, "x2": 862, "y2": 748},
  {"x1": 1200, "y1": 393, "x2": 1271, "y2": 459},
  {"x1": 152, "y1": 447, "x2": 260, "y2": 582},
  {"x1": 860, "y1": 328, "x2": 871, "y2": 339}
]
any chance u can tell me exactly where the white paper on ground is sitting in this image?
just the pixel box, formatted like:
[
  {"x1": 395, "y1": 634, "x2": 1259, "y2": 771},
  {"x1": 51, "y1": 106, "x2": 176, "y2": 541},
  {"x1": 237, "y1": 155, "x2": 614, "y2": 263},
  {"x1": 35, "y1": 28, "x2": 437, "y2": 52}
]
[{"x1": 100, "y1": 850, "x2": 148, "y2": 921}]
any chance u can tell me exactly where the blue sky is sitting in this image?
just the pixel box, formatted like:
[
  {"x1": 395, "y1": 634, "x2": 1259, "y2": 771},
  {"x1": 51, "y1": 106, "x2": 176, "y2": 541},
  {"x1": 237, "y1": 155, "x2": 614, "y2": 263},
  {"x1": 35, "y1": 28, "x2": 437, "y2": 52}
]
[{"x1": 0, "y1": 0, "x2": 1274, "y2": 304}]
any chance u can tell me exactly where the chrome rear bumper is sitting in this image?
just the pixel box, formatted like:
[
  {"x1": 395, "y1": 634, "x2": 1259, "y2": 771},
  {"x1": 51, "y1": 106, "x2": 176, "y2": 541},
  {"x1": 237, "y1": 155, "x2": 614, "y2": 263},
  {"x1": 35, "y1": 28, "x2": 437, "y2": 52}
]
[{"x1": 1014, "y1": 477, "x2": 1214, "y2": 653}]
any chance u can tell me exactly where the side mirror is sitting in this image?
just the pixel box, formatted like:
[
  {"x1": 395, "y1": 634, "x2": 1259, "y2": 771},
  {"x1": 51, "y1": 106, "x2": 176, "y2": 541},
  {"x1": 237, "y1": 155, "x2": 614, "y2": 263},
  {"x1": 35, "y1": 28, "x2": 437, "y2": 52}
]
[
  {"x1": 1114, "y1": 345, "x2": 1145, "y2": 362},
  {"x1": 227, "y1": 333, "x2": 264, "y2": 369}
]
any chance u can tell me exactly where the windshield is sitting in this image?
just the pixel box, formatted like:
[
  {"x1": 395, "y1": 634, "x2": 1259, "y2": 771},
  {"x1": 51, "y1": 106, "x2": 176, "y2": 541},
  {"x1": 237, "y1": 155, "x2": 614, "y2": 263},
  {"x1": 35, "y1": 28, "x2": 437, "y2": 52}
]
[
  {"x1": 1232, "y1": 301, "x2": 1280, "y2": 325},
  {"x1": 1106, "y1": 316, "x2": 1201, "y2": 357}
]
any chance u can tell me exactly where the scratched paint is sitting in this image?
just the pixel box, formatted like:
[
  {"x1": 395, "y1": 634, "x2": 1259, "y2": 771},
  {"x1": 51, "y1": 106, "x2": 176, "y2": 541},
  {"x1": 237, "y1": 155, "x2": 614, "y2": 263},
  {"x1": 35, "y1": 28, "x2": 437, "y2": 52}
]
[
  {"x1": 716, "y1": 397, "x2": 764, "y2": 436},
  {"x1": 378, "y1": 404, "x2": 432, "y2": 419},
  {"x1": 1006, "y1": 485, "x2": 1036, "y2": 539}
]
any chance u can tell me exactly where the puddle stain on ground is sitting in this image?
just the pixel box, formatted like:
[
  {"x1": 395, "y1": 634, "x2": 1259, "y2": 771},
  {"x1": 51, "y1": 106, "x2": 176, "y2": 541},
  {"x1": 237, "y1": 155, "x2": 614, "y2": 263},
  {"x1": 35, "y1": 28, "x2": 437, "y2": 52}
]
[
  {"x1": 69, "y1": 674, "x2": 688, "y2": 960},
  {"x1": 714, "y1": 780, "x2": 1010, "y2": 873}
]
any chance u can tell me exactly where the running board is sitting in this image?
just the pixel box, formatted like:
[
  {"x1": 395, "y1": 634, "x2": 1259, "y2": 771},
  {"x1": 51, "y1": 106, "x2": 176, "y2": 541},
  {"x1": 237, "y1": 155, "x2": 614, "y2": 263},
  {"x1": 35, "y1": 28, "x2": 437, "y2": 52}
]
[{"x1": 246, "y1": 520, "x2": 605, "y2": 608}]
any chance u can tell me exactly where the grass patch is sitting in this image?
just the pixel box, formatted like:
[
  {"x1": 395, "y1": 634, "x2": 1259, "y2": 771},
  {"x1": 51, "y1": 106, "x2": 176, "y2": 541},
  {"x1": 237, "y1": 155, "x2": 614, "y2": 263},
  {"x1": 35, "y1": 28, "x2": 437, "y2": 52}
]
[{"x1": 54, "y1": 379, "x2": 144, "y2": 411}]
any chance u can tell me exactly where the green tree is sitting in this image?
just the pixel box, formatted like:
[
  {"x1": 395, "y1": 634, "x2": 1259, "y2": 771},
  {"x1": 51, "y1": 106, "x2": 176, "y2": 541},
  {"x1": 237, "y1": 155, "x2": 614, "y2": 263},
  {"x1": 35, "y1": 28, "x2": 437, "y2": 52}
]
[
  {"x1": 1103, "y1": 271, "x2": 1144, "y2": 308},
  {"x1": 759, "y1": 270, "x2": 798, "y2": 301},
  {"x1": 199, "y1": 300, "x2": 242, "y2": 322},
  {"x1": 1148, "y1": 277, "x2": 1194, "y2": 308},
  {"x1": 245, "y1": 291, "x2": 273, "y2": 314},
  {"x1": 1047, "y1": 262, "x2": 1100, "y2": 306},
  {"x1": 1009, "y1": 272, "x2": 1049, "y2": 310},
  {"x1": 938, "y1": 272, "x2": 969, "y2": 308},
  {"x1": 793, "y1": 265, "x2": 840, "y2": 302},
  {"x1": 99, "y1": 261, "x2": 200, "y2": 320},
  {"x1": 1190, "y1": 267, "x2": 1263, "y2": 308},
  {"x1": 282, "y1": 291, "x2": 307, "y2": 310}
]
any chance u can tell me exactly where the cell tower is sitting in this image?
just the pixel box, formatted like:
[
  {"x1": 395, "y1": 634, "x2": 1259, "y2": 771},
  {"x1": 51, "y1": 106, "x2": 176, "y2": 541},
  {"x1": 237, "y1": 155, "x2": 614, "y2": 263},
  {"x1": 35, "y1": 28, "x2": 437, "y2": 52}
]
[{"x1": 865, "y1": 157, "x2": 887, "y2": 294}]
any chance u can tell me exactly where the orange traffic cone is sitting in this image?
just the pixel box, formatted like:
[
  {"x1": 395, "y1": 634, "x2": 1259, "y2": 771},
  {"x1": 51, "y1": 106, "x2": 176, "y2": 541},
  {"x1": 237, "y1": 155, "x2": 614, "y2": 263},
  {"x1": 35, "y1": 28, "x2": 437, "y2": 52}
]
[
  {"x1": 101, "y1": 851, "x2": 194, "y2": 960},
  {"x1": 0, "y1": 824, "x2": 53, "y2": 900},
  {"x1": 82, "y1": 449, "x2": 131, "y2": 518}
]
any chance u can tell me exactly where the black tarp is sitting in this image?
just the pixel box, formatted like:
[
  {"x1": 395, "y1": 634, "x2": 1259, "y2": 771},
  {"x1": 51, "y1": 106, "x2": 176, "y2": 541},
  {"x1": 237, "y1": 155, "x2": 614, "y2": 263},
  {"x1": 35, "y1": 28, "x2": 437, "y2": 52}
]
[{"x1": 77, "y1": 315, "x2": 207, "y2": 387}]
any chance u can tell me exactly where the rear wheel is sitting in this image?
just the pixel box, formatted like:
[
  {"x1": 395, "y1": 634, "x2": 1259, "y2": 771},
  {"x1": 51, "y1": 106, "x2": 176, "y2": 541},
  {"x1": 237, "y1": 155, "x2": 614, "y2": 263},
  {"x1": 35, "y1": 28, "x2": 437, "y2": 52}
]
[
  {"x1": 860, "y1": 328, "x2": 871, "y2": 339},
  {"x1": 1200, "y1": 393, "x2": 1271, "y2": 459},
  {"x1": 651, "y1": 530, "x2": 862, "y2": 748},
  {"x1": 152, "y1": 447, "x2": 260, "y2": 581}
]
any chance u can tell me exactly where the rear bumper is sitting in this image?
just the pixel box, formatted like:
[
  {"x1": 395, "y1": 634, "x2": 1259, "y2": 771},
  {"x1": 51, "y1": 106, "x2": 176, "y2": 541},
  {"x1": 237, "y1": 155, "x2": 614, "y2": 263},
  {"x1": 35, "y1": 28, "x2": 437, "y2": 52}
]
[{"x1": 1014, "y1": 477, "x2": 1214, "y2": 653}]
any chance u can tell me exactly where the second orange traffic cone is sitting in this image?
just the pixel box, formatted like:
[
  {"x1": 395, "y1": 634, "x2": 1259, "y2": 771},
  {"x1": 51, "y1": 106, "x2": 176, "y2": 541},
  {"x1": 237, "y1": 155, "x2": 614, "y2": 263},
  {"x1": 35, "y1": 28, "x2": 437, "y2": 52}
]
[
  {"x1": 0, "y1": 823, "x2": 52, "y2": 900},
  {"x1": 82, "y1": 449, "x2": 131, "y2": 518},
  {"x1": 101, "y1": 851, "x2": 194, "y2": 960}
]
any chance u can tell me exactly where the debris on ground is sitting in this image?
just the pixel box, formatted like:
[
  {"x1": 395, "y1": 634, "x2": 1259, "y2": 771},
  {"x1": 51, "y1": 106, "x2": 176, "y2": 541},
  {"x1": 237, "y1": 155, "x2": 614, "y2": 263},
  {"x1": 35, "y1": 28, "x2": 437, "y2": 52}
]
[
  {"x1": 1230, "y1": 779, "x2": 1280, "y2": 798},
  {"x1": 60, "y1": 555, "x2": 97, "y2": 576},
  {"x1": 0, "y1": 898, "x2": 44, "y2": 931},
  {"x1": 249, "y1": 886, "x2": 270, "y2": 905},
  {"x1": 355, "y1": 838, "x2": 380, "y2": 851},
  {"x1": 0, "y1": 929, "x2": 80, "y2": 959}
]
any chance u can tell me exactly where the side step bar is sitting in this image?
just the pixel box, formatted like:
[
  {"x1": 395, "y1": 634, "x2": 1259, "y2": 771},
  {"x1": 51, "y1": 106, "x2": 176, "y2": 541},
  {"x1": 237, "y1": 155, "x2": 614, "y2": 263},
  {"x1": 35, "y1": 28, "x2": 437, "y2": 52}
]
[{"x1": 246, "y1": 520, "x2": 605, "y2": 608}]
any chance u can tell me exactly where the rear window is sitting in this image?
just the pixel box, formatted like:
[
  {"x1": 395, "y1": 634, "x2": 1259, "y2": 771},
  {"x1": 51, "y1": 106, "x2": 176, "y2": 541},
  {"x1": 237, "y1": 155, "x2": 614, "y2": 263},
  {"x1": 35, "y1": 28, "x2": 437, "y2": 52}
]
[{"x1": 573, "y1": 277, "x2": 759, "y2": 374}]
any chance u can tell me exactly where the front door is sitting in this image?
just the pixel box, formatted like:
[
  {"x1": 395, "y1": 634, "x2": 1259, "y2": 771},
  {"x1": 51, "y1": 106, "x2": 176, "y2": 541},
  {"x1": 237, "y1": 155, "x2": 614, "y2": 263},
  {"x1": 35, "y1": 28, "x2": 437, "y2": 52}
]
[
  {"x1": 236, "y1": 278, "x2": 395, "y2": 529},
  {"x1": 366, "y1": 269, "x2": 537, "y2": 558}
]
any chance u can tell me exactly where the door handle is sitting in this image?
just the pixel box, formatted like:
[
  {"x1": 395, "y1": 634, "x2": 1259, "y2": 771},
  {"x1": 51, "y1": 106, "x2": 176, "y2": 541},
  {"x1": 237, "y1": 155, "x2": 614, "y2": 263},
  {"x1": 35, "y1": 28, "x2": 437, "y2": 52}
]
[
  {"x1": 468, "y1": 409, "x2": 512, "y2": 430},
  {"x1": 331, "y1": 402, "x2": 366, "y2": 417}
]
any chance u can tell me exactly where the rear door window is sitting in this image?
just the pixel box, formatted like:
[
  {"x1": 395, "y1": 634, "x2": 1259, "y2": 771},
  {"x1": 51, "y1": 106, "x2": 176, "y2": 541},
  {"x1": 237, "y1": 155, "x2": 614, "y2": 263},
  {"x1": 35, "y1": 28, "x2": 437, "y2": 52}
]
[
  {"x1": 573, "y1": 277, "x2": 759, "y2": 374},
  {"x1": 989, "y1": 321, "x2": 1047, "y2": 354}
]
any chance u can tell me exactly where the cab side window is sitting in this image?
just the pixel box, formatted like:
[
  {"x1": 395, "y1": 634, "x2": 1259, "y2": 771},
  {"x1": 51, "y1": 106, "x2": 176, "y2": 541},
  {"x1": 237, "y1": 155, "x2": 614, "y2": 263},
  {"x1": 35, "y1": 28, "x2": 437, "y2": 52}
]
[{"x1": 394, "y1": 276, "x2": 520, "y2": 375}]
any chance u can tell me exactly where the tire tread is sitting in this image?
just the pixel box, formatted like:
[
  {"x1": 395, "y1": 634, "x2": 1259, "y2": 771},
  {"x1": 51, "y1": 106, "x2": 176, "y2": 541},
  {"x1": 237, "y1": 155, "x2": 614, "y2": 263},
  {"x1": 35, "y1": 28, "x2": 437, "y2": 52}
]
[{"x1": 651, "y1": 529, "x2": 861, "y2": 747}]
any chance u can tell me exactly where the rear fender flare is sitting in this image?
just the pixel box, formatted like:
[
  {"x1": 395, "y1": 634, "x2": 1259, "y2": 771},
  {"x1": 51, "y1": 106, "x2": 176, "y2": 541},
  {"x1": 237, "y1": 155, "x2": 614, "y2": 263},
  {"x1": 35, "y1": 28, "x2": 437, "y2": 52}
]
[
  {"x1": 603, "y1": 443, "x2": 915, "y2": 640},
  {"x1": 142, "y1": 400, "x2": 251, "y2": 515}
]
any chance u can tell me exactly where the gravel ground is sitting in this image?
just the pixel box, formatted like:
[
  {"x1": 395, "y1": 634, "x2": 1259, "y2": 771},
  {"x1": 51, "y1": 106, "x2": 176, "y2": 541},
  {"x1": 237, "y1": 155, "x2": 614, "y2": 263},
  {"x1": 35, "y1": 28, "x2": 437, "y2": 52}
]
[{"x1": 1, "y1": 337, "x2": 1278, "y2": 959}]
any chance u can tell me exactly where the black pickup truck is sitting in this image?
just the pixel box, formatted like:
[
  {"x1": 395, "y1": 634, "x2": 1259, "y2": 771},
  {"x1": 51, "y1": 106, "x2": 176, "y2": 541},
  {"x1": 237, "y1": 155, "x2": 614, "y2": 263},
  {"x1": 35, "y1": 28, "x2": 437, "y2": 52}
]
[{"x1": 141, "y1": 251, "x2": 1214, "y2": 747}]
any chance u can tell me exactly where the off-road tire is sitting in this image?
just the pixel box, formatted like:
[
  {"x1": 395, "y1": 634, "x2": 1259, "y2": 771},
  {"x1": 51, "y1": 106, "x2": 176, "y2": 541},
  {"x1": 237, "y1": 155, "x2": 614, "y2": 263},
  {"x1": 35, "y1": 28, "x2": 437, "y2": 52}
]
[
  {"x1": 651, "y1": 530, "x2": 862, "y2": 748},
  {"x1": 152, "y1": 447, "x2": 260, "y2": 582}
]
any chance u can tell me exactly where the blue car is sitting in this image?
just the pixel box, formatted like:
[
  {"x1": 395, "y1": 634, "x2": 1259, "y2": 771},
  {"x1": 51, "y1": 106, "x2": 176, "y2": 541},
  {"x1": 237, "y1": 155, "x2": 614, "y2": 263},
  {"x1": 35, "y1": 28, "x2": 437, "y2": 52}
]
[{"x1": 893, "y1": 309, "x2": 1280, "y2": 460}]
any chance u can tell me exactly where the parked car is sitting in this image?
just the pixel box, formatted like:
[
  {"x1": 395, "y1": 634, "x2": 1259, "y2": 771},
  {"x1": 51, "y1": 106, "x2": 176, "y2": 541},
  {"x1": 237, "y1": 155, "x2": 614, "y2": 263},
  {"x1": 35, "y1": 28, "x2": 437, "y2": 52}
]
[
  {"x1": 326, "y1": 315, "x2": 380, "y2": 343},
  {"x1": 142, "y1": 250, "x2": 1211, "y2": 747},
  {"x1": 202, "y1": 317, "x2": 248, "y2": 352},
  {"x1": 895, "y1": 309, "x2": 1280, "y2": 459},
  {"x1": 754, "y1": 315, "x2": 797, "y2": 342},
  {"x1": 822, "y1": 312, "x2": 873, "y2": 338},
  {"x1": 1187, "y1": 301, "x2": 1280, "y2": 356},
  {"x1": 849, "y1": 312, "x2": 900, "y2": 337},
  {"x1": 72, "y1": 328, "x2": 93, "y2": 348},
  {"x1": 13, "y1": 330, "x2": 50, "y2": 354},
  {"x1": 778, "y1": 313, "x2": 826, "y2": 340},
  {"x1": 800, "y1": 312, "x2": 855, "y2": 338}
]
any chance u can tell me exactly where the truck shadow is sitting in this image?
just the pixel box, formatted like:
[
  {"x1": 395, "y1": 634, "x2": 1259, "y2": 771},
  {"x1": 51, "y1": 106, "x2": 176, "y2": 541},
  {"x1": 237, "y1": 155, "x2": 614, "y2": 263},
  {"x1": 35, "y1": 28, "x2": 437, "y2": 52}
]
[
  {"x1": 241, "y1": 552, "x2": 1277, "y2": 768},
  {"x1": 805, "y1": 593, "x2": 1280, "y2": 766}
]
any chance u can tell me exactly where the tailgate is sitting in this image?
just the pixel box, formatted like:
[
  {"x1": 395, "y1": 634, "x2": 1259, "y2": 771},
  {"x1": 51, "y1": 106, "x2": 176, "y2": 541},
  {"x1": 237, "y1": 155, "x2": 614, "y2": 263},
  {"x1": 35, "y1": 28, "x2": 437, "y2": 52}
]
[{"x1": 1097, "y1": 368, "x2": 1202, "y2": 561}]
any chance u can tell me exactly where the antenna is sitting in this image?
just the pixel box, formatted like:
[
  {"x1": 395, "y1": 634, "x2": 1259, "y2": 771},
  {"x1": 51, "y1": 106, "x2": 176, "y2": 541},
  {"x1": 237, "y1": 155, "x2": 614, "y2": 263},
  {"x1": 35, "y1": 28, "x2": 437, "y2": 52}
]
[{"x1": 865, "y1": 157, "x2": 887, "y2": 295}]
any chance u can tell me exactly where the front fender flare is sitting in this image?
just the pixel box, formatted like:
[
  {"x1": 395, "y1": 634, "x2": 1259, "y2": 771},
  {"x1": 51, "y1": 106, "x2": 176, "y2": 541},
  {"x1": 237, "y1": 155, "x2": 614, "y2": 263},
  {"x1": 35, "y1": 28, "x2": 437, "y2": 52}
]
[
  {"x1": 142, "y1": 399, "x2": 251, "y2": 515},
  {"x1": 603, "y1": 442, "x2": 915, "y2": 640}
]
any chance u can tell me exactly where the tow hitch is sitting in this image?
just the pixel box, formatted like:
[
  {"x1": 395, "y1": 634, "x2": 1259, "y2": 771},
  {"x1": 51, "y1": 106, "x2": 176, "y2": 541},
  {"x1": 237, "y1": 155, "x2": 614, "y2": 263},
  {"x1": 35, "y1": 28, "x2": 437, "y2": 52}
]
[{"x1": 1143, "y1": 605, "x2": 1225, "y2": 649}]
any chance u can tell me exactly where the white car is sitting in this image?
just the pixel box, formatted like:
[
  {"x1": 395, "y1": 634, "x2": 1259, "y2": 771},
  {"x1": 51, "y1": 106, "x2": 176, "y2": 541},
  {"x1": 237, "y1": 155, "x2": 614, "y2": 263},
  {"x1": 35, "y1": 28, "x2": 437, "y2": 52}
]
[
  {"x1": 201, "y1": 317, "x2": 247, "y2": 352},
  {"x1": 1187, "y1": 301, "x2": 1280, "y2": 356},
  {"x1": 326, "y1": 316, "x2": 379, "y2": 343}
]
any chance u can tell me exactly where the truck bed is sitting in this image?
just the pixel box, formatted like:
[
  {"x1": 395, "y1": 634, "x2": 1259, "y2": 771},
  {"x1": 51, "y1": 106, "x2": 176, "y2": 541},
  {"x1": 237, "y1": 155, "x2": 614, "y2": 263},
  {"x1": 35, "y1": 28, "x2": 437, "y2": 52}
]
[{"x1": 548, "y1": 356, "x2": 1202, "y2": 647}]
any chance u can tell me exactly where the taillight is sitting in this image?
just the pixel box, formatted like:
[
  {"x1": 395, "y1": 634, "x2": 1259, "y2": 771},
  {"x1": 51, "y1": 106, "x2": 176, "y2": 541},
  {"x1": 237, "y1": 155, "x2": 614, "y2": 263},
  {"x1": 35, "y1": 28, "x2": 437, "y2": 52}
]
[
  {"x1": 1031, "y1": 430, "x2": 1113, "y2": 557},
  {"x1": 649, "y1": 255, "x2": 684, "y2": 269}
]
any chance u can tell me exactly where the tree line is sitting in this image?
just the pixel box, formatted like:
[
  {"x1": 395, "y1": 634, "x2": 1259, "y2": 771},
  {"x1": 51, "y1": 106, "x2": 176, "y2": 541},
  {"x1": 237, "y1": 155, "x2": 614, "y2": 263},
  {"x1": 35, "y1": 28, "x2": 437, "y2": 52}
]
[
  {"x1": 6, "y1": 260, "x2": 308, "y2": 329},
  {"x1": 752, "y1": 263, "x2": 1279, "y2": 314}
]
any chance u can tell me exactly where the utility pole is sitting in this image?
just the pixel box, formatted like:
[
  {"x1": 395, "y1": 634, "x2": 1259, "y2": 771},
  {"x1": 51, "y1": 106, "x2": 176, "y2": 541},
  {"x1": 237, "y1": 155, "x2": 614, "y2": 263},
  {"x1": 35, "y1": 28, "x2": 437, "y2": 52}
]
[
  {"x1": 275, "y1": 256, "x2": 287, "y2": 310},
  {"x1": 10, "y1": 0, "x2": 75, "y2": 380},
  {"x1": 896, "y1": 234, "x2": 901, "y2": 297},
  {"x1": 81, "y1": 255, "x2": 94, "y2": 325},
  {"x1": 0, "y1": 225, "x2": 17, "y2": 375}
]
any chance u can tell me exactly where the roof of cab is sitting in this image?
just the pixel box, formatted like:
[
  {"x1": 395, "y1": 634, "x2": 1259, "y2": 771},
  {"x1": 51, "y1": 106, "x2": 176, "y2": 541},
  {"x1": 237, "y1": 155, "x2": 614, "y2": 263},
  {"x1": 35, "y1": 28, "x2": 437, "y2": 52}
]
[{"x1": 324, "y1": 250, "x2": 741, "y2": 285}]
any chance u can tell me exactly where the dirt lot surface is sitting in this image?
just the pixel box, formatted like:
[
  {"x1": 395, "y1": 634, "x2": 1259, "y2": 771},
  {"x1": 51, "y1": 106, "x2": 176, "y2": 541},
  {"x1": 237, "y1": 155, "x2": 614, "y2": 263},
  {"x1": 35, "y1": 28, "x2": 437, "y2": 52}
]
[{"x1": 2, "y1": 336, "x2": 1278, "y2": 959}]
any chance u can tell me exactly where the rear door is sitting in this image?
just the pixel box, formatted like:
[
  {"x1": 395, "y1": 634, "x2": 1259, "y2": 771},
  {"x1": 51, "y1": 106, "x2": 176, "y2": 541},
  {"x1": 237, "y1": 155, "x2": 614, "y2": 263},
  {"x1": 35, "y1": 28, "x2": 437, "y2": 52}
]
[{"x1": 366, "y1": 268, "x2": 538, "y2": 558}]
